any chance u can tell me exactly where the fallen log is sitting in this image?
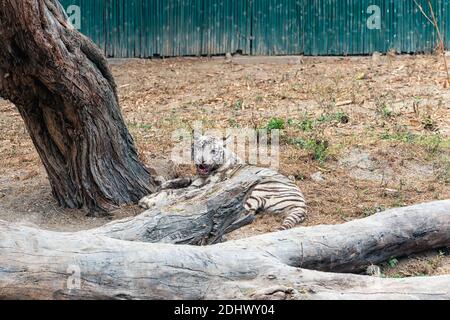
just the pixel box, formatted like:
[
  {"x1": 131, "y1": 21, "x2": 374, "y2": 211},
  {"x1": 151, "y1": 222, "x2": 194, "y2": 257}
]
[
  {"x1": 89, "y1": 169, "x2": 450, "y2": 273},
  {"x1": 0, "y1": 219, "x2": 449, "y2": 300},
  {"x1": 243, "y1": 199, "x2": 450, "y2": 273}
]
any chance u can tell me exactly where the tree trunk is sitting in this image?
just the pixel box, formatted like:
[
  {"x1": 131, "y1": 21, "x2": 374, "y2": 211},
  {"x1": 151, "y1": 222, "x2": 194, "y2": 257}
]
[
  {"x1": 0, "y1": 0, "x2": 157, "y2": 214},
  {"x1": 0, "y1": 217, "x2": 449, "y2": 300}
]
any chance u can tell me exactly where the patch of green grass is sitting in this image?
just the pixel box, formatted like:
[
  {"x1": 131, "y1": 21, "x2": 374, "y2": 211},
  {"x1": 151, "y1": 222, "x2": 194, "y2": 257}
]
[
  {"x1": 128, "y1": 122, "x2": 152, "y2": 131},
  {"x1": 293, "y1": 172, "x2": 306, "y2": 181},
  {"x1": 234, "y1": 99, "x2": 244, "y2": 111},
  {"x1": 255, "y1": 95, "x2": 264, "y2": 103},
  {"x1": 362, "y1": 205, "x2": 385, "y2": 217},
  {"x1": 381, "y1": 130, "x2": 417, "y2": 144},
  {"x1": 228, "y1": 118, "x2": 240, "y2": 128},
  {"x1": 140, "y1": 124, "x2": 152, "y2": 130},
  {"x1": 291, "y1": 137, "x2": 330, "y2": 163},
  {"x1": 380, "y1": 106, "x2": 393, "y2": 118},
  {"x1": 298, "y1": 119, "x2": 315, "y2": 132},
  {"x1": 376, "y1": 100, "x2": 394, "y2": 119},
  {"x1": 437, "y1": 160, "x2": 450, "y2": 183},
  {"x1": 388, "y1": 257, "x2": 399, "y2": 268},
  {"x1": 287, "y1": 117, "x2": 315, "y2": 132},
  {"x1": 287, "y1": 112, "x2": 349, "y2": 133},
  {"x1": 317, "y1": 114, "x2": 333, "y2": 123},
  {"x1": 382, "y1": 130, "x2": 450, "y2": 156},
  {"x1": 392, "y1": 199, "x2": 406, "y2": 208},
  {"x1": 416, "y1": 134, "x2": 448, "y2": 154},
  {"x1": 421, "y1": 115, "x2": 438, "y2": 132},
  {"x1": 317, "y1": 111, "x2": 350, "y2": 124},
  {"x1": 266, "y1": 118, "x2": 286, "y2": 131}
]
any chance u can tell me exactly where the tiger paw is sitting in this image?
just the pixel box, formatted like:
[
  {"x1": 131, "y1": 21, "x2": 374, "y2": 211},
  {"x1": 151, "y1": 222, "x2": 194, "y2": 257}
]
[
  {"x1": 139, "y1": 192, "x2": 167, "y2": 209},
  {"x1": 138, "y1": 195, "x2": 156, "y2": 209},
  {"x1": 274, "y1": 225, "x2": 288, "y2": 232}
]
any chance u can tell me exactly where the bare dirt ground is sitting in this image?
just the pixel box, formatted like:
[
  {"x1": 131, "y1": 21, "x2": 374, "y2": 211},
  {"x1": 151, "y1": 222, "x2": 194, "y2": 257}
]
[{"x1": 0, "y1": 54, "x2": 449, "y2": 277}]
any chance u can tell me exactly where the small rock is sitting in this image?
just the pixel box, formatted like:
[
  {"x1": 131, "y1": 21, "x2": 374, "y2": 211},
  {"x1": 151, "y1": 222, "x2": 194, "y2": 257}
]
[
  {"x1": 225, "y1": 52, "x2": 233, "y2": 60},
  {"x1": 383, "y1": 188, "x2": 400, "y2": 198},
  {"x1": 445, "y1": 51, "x2": 450, "y2": 57},
  {"x1": 311, "y1": 172, "x2": 325, "y2": 183},
  {"x1": 355, "y1": 72, "x2": 367, "y2": 80}
]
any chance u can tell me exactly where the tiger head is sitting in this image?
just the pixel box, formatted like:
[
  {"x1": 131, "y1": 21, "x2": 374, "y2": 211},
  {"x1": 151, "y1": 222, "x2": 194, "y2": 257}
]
[{"x1": 193, "y1": 134, "x2": 241, "y2": 177}]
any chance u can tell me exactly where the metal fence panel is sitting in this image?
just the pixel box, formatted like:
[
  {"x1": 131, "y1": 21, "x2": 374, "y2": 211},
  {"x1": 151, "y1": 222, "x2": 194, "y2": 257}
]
[{"x1": 59, "y1": 0, "x2": 446, "y2": 57}]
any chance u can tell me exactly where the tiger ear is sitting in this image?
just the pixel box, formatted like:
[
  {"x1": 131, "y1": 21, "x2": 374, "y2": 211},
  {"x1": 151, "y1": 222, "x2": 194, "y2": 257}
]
[
  {"x1": 192, "y1": 130, "x2": 202, "y2": 142},
  {"x1": 223, "y1": 134, "x2": 232, "y2": 147}
]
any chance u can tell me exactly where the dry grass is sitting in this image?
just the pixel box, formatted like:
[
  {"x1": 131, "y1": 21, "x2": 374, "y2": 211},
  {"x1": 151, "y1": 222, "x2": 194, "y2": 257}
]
[
  {"x1": 114, "y1": 54, "x2": 449, "y2": 229},
  {"x1": 0, "y1": 54, "x2": 449, "y2": 275}
]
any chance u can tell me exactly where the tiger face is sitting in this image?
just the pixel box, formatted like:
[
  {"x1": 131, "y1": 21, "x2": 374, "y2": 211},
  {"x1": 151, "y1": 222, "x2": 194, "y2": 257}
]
[{"x1": 193, "y1": 135, "x2": 227, "y2": 176}]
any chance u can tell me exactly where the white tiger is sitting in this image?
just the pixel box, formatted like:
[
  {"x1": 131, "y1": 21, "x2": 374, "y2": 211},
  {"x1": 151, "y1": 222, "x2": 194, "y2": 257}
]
[{"x1": 139, "y1": 135, "x2": 307, "y2": 230}]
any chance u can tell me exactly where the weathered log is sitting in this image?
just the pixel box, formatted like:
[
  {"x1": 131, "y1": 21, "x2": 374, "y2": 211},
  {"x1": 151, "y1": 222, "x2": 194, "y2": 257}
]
[
  {"x1": 0, "y1": 0, "x2": 157, "y2": 214},
  {"x1": 0, "y1": 218, "x2": 449, "y2": 300},
  {"x1": 251, "y1": 199, "x2": 450, "y2": 273}
]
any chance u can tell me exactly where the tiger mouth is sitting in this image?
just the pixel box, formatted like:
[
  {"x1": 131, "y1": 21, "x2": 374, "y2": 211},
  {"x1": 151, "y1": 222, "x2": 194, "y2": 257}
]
[{"x1": 196, "y1": 164, "x2": 212, "y2": 176}]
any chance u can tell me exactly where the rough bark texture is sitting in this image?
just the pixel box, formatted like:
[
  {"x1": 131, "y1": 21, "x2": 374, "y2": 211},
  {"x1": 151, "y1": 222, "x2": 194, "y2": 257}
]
[
  {"x1": 0, "y1": 0, "x2": 157, "y2": 214},
  {"x1": 0, "y1": 216, "x2": 449, "y2": 300}
]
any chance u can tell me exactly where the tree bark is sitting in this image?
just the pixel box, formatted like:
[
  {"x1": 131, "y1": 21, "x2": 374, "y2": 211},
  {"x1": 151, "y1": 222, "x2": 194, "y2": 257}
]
[
  {"x1": 0, "y1": 0, "x2": 157, "y2": 214},
  {"x1": 0, "y1": 217, "x2": 449, "y2": 300}
]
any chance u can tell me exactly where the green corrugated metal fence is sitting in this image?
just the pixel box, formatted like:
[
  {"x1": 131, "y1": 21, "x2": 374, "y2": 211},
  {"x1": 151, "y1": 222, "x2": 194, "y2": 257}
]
[{"x1": 59, "y1": 0, "x2": 449, "y2": 57}]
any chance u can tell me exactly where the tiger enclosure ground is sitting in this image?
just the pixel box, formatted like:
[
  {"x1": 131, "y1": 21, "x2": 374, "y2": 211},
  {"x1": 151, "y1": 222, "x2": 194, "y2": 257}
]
[{"x1": 0, "y1": 54, "x2": 449, "y2": 278}]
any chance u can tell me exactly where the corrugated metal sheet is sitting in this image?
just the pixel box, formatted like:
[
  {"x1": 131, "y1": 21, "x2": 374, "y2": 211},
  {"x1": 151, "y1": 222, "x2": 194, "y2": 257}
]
[
  {"x1": 251, "y1": 0, "x2": 304, "y2": 55},
  {"x1": 303, "y1": 0, "x2": 442, "y2": 55},
  {"x1": 59, "y1": 0, "x2": 448, "y2": 57}
]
